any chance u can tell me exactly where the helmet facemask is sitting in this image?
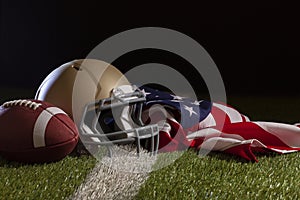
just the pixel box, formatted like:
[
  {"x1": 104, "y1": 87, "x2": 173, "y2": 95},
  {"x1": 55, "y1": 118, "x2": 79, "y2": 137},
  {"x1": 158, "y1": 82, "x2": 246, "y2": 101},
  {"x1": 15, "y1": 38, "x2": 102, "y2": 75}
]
[{"x1": 79, "y1": 85, "x2": 159, "y2": 157}]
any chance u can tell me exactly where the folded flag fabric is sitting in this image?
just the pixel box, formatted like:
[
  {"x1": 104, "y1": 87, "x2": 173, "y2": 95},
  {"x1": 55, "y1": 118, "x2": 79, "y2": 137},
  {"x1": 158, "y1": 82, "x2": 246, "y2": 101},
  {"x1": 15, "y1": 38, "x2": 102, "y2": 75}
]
[{"x1": 140, "y1": 86, "x2": 300, "y2": 162}]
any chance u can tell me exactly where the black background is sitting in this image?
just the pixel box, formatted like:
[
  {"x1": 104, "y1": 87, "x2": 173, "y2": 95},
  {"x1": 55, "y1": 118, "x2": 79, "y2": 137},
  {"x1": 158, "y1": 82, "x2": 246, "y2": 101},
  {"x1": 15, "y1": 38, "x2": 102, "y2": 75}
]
[{"x1": 0, "y1": 1, "x2": 299, "y2": 96}]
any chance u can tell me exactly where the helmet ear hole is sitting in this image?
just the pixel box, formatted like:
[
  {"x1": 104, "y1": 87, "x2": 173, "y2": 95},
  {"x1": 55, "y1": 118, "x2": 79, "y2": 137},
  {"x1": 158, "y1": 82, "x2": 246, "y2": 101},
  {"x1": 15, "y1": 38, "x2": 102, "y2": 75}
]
[
  {"x1": 97, "y1": 109, "x2": 128, "y2": 140},
  {"x1": 97, "y1": 110, "x2": 115, "y2": 133}
]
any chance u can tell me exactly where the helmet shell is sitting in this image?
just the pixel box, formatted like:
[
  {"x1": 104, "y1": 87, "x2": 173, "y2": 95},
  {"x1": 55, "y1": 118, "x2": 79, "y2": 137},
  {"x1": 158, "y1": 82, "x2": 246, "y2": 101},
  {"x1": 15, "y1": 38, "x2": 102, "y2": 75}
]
[{"x1": 35, "y1": 59, "x2": 129, "y2": 125}]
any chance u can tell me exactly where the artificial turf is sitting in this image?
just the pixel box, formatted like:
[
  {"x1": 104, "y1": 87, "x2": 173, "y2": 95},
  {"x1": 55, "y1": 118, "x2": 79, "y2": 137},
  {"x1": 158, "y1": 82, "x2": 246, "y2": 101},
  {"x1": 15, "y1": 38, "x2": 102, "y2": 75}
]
[
  {"x1": 135, "y1": 150, "x2": 300, "y2": 199},
  {"x1": 0, "y1": 155, "x2": 96, "y2": 200}
]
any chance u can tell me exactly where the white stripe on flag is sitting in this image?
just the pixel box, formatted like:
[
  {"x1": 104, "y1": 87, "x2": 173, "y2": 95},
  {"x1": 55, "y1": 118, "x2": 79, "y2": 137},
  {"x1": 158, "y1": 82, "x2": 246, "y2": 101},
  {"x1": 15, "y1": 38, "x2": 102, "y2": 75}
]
[
  {"x1": 33, "y1": 107, "x2": 66, "y2": 148},
  {"x1": 254, "y1": 121, "x2": 300, "y2": 148},
  {"x1": 199, "y1": 113, "x2": 217, "y2": 128},
  {"x1": 201, "y1": 137, "x2": 267, "y2": 151},
  {"x1": 213, "y1": 103, "x2": 243, "y2": 123},
  {"x1": 187, "y1": 127, "x2": 246, "y2": 142}
]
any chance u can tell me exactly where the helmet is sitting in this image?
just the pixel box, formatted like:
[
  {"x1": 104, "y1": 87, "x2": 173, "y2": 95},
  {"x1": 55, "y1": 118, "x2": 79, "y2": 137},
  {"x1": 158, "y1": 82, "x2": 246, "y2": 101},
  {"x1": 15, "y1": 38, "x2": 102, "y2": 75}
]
[{"x1": 35, "y1": 59, "x2": 159, "y2": 156}]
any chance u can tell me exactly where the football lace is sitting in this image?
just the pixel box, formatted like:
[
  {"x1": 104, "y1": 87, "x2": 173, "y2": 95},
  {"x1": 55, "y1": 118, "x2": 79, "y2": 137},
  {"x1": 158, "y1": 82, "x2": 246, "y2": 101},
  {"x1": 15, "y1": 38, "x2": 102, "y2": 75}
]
[{"x1": 2, "y1": 100, "x2": 42, "y2": 110}]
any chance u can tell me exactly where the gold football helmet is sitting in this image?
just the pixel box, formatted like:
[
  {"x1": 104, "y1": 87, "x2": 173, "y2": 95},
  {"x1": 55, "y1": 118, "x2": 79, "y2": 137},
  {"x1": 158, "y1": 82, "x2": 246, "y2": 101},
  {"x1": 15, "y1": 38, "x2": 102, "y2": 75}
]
[{"x1": 35, "y1": 59, "x2": 159, "y2": 156}]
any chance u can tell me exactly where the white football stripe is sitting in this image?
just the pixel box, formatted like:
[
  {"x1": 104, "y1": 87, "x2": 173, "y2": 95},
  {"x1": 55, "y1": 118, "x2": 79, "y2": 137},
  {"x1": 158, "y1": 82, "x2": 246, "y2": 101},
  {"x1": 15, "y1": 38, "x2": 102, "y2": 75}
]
[
  {"x1": 213, "y1": 103, "x2": 243, "y2": 123},
  {"x1": 33, "y1": 107, "x2": 66, "y2": 148}
]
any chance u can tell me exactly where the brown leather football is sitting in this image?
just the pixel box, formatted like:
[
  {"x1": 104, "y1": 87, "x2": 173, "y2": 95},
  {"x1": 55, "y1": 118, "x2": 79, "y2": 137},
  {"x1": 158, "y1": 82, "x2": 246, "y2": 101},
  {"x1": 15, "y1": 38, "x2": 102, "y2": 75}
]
[{"x1": 0, "y1": 99, "x2": 79, "y2": 163}]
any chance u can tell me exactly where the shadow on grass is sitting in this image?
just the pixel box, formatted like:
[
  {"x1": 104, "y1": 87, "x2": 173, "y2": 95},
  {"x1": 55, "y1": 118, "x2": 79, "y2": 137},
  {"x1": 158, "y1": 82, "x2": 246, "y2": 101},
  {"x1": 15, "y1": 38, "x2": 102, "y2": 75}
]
[
  {"x1": 194, "y1": 149, "x2": 283, "y2": 164},
  {"x1": 0, "y1": 156, "x2": 28, "y2": 168}
]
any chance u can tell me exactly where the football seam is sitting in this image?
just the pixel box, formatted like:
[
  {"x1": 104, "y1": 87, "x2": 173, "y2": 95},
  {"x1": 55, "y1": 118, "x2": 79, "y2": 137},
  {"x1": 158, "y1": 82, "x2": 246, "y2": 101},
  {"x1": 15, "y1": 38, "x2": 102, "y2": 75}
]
[{"x1": 40, "y1": 104, "x2": 78, "y2": 137}]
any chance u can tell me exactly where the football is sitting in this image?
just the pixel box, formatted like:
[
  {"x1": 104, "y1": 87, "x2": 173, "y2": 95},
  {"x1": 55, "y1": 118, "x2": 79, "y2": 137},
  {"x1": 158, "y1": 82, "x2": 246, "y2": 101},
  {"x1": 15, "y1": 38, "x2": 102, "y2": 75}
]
[{"x1": 0, "y1": 99, "x2": 79, "y2": 163}]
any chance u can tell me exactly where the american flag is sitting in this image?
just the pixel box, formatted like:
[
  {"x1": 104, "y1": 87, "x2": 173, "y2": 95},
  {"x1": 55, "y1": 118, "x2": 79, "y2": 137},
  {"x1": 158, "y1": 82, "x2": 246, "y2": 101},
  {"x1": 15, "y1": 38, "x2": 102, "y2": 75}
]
[{"x1": 140, "y1": 86, "x2": 300, "y2": 162}]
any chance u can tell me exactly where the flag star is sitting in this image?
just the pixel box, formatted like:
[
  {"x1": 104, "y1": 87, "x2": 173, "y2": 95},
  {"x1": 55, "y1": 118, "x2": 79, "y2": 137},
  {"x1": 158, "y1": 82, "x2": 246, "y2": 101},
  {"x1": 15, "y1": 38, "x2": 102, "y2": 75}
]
[
  {"x1": 141, "y1": 89, "x2": 151, "y2": 96},
  {"x1": 184, "y1": 105, "x2": 197, "y2": 117},
  {"x1": 171, "y1": 95, "x2": 183, "y2": 100},
  {"x1": 191, "y1": 100, "x2": 203, "y2": 106}
]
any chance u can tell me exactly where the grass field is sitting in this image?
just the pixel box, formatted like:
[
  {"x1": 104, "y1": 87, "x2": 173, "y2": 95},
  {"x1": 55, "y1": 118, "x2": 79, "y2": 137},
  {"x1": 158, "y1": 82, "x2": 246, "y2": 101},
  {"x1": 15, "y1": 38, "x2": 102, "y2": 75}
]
[
  {"x1": 0, "y1": 156, "x2": 96, "y2": 200},
  {"x1": 136, "y1": 151, "x2": 300, "y2": 199},
  {"x1": 1, "y1": 87, "x2": 300, "y2": 199}
]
